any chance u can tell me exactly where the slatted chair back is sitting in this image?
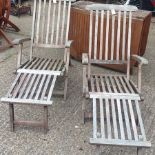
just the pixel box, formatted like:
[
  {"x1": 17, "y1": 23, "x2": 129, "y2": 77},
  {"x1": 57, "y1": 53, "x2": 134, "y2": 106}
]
[
  {"x1": 30, "y1": 0, "x2": 74, "y2": 59},
  {"x1": 86, "y1": 4, "x2": 138, "y2": 79}
]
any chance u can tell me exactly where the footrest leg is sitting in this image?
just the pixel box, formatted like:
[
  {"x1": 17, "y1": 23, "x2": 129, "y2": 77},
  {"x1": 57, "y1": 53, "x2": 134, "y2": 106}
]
[
  {"x1": 82, "y1": 99, "x2": 86, "y2": 124},
  {"x1": 44, "y1": 106, "x2": 48, "y2": 134},
  {"x1": 137, "y1": 147, "x2": 143, "y2": 155},
  {"x1": 9, "y1": 104, "x2": 15, "y2": 132}
]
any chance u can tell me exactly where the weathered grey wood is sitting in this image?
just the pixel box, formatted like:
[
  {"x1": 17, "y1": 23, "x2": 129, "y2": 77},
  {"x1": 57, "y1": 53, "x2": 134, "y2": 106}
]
[
  {"x1": 1, "y1": 98, "x2": 53, "y2": 105},
  {"x1": 56, "y1": 0, "x2": 61, "y2": 45},
  {"x1": 90, "y1": 138, "x2": 151, "y2": 147},
  {"x1": 9, "y1": 104, "x2": 14, "y2": 132},
  {"x1": 94, "y1": 10, "x2": 99, "y2": 60},
  {"x1": 128, "y1": 100, "x2": 138, "y2": 141},
  {"x1": 105, "y1": 98, "x2": 112, "y2": 139},
  {"x1": 99, "y1": 10, "x2": 104, "y2": 60},
  {"x1": 122, "y1": 99, "x2": 132, "y2": 140},
  {"x1": 110, "y1": 14, "x2": 115, "y2": 60},
  {"x1": 93, "y1": 98, "x2": 97, "y2": 138},
  {"x1": 111, "y1": 99, "x2": 118, "y2": 139},
  {"x1": 83, "y1": 4, "x2": 150, "y2": 153},
  {"x1": 116, "y1": 11, "x2": 121, "y2": 61},
  {"x1": 86, "y1": 4, "x2": 138, "y2": 11},
  {"x1": 105, "y1": 10, "x2": 109, "y2": 60}
]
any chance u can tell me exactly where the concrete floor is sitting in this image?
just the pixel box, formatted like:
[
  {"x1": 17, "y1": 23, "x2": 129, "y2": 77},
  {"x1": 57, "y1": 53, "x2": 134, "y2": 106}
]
[{"x1": 0, "y1": 2, "x2": 155, "y2": 155}]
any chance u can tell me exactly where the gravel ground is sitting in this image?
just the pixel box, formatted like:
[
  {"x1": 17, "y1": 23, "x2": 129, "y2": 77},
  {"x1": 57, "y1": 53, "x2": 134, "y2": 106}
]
[{"x1": 0, "y1": 2, "x2": 155, "y2": 155}]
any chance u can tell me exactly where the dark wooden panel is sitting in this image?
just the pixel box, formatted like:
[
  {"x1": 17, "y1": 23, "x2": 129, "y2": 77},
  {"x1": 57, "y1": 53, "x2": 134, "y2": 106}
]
[{"x1": 69, "y1": 1, "x2": 152, "y2": 72}]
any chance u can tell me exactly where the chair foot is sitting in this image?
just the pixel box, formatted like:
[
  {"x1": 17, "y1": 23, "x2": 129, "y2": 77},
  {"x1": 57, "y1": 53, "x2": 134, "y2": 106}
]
[
  {"x1": 137, "y1": 147, "x2": 143, "y2": 155},
  {"x1": 64, "y1": 77, "x2": 68, "y2": 100},
  {"x1": 82, "y1": 100, "x2": 86, "y2": 124},
  {"x1": 43, "y1": 106, "x2": 48, "y2": 134},
  {"x1": 9, "y1": 104, "x2": 15, "y2": 132}
]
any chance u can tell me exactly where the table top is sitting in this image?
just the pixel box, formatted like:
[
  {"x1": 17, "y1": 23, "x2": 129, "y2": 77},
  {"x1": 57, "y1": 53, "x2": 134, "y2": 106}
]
[{"x1": 72, "y1": 1, "x2": 152, "y2": 19}]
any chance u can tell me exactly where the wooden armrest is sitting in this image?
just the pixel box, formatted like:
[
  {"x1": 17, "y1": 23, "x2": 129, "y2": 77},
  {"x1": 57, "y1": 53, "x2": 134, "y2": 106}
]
[
  {"x1": 12, "y1": 37, "x2": 31, "y2": 45},
  {"x1": 65, "y1": 40, "x2": 73, "y2": 48},
  {"x1": 131, "y1": 55, "x2": 148, "y2": 65},
  {"x1": 82, "y1": 53, "x2": 89, "y2": 65}
]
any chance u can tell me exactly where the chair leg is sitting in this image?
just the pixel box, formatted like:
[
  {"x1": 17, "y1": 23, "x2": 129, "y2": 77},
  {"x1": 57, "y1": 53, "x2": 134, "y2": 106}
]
[
  {"x1": 137, "y1": 147, "x2": 143, "y2": 155},
  {"x1": 43, "y1": 106, "x2": 48, "y2": 134},
  {"x1": 64, "y1": 76, "x2": 68, "y2": 100},
  {"x1": 82, "y1": 99, "x2": 86, "y2": 124},
  {"x1": 9, "y1": 104, "x2": 15, "y2": 132}
]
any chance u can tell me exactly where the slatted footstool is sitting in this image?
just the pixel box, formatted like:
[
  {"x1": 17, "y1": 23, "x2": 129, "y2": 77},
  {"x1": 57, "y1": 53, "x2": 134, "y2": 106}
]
[
  {"x1": 1, "y1": 70, "x2": 57, "y2": 133},
  {"x1": 90, "y1": 96, "x2": 151, "y2": 155}
]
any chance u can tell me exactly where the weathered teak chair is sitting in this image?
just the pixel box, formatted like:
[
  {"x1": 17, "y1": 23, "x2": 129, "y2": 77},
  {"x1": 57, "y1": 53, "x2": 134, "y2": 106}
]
[
  {"x1": 82, "y1": 4, "x2": 151, "y2": 154},
  {"x1": 1, "y1": 0, "x2": 75, "y2": 132}
]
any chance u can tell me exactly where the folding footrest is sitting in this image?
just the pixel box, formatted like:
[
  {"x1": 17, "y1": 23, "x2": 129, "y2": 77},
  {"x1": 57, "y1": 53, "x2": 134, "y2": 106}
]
[
  {"x1": 1, "y1": 71, "x2": 57, "y2": 132},
  {"x1": 90, "y1": 97, "x2": 151, "y2": 148}
]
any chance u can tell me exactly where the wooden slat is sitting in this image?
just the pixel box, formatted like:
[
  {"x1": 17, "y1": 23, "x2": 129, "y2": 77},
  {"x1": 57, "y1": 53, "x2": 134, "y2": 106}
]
[
  {"x1": 116, "y1": 99, "x2": 125, "y2": 140},
  {"x1": 100, "y1": 98, "x2": 105, "y2": 138},
  {"x1": 50, "y1": 3, "x2": 56, "y2": 44},
  {"x1": 110, "y1": 14, "x2": 115, "y2": 60},
  {"x1": 111, "y1": 99, "x2": 118, "y2": 139},
  {"x1": 1, "y1": 98, "x2": 53, "y2": 105},
  {"x1": 99, "y1": 10, "x2": 104, "y2": 60},
  {"x1": 105, "y1": 10, "x2": 110, "y2": 60},
  {"x1": 94, "y1": 10, "x2": 99, "y2": 60},
  {"x1": 65, "y1": 1, "x2": 71, "y2": 42},
  {"x1": 89, "y1": 10, "x2": 93, "y2": 59},
  {"x1": 127, "y1": 11, "x2": 132, "y2": 79},
  {"x1": 47, "y1": 76, "x2": 57, "y2": 101},
  {"x1": 46, "y1": 0, "x2": 52, "y2": 44},
  {"x1": 93, "y1": 98, "x2": 97, "y2": 138},
  {"x1": 60, "y1": 1, "x2": 66, "y2": 44},
  {"x1": 89, "y1": 92, "x2": 140, "y2": 100},
  {"x1": 95, "y1": 76, "x2": 105, "y2": 138},
  {"x1": 17, "y1": 69, "x2": 62, "y2": 76},
  {"x1": 128, "y1": 99, "x2": 138, "y2": 141},
  {"x1": 36, "y1": 0, "x2": 42, "y2": 43},
  {"x1": 105, "y1": 98, "x2": 112, "y2": 139},
  {"x1": 90, "y1": 138, "x2": 151, "y2": 147},
  {"x1": 56, "y1": 0, "x2": 61, "y2": 45},
  {"x1": 90, "y1": 59, "x2": 127, "y2": 64},
  {"x1": 116, "y1": 11, "x2": 121, "y2": 61},
  {"x1": 41, "y1": 0, "x2": 47, "y2": 43},
  {"x1": 30, "y1": 0, "x2": 37, "y2": 59},
  {"x1": 135, "y1": 100, "x2": 146, "y2": 141},
  {"x1": 122, "y1": 11, "x2": 127, "y2": 61},
  {"x1": 122, "y1": 99, "x2": 132, "y2": 140}
]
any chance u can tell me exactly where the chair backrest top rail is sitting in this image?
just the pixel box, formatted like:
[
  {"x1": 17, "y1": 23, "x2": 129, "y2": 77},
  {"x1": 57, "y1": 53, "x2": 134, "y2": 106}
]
[{"x1": 86, "y1": 4, "x2": 138, "y2": 12}]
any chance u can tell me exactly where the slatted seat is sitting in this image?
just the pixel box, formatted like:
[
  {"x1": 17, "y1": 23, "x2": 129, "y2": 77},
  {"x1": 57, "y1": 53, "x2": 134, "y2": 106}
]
[
  {"x1": 90, "y1": 97, "x2": 151, "y2": 148},
  {"x1": 82, "y1": 4, "x2": 151, "y2": 154},
  {"x1": 1, "y1": 73, "x2": 57, "y2": 105},
  {"x1": 87, "y1": 74, "x2": 139, "y2": 97},
  {"x1": 20, "y1": 57, "x2": 65, "y2": 75}
]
